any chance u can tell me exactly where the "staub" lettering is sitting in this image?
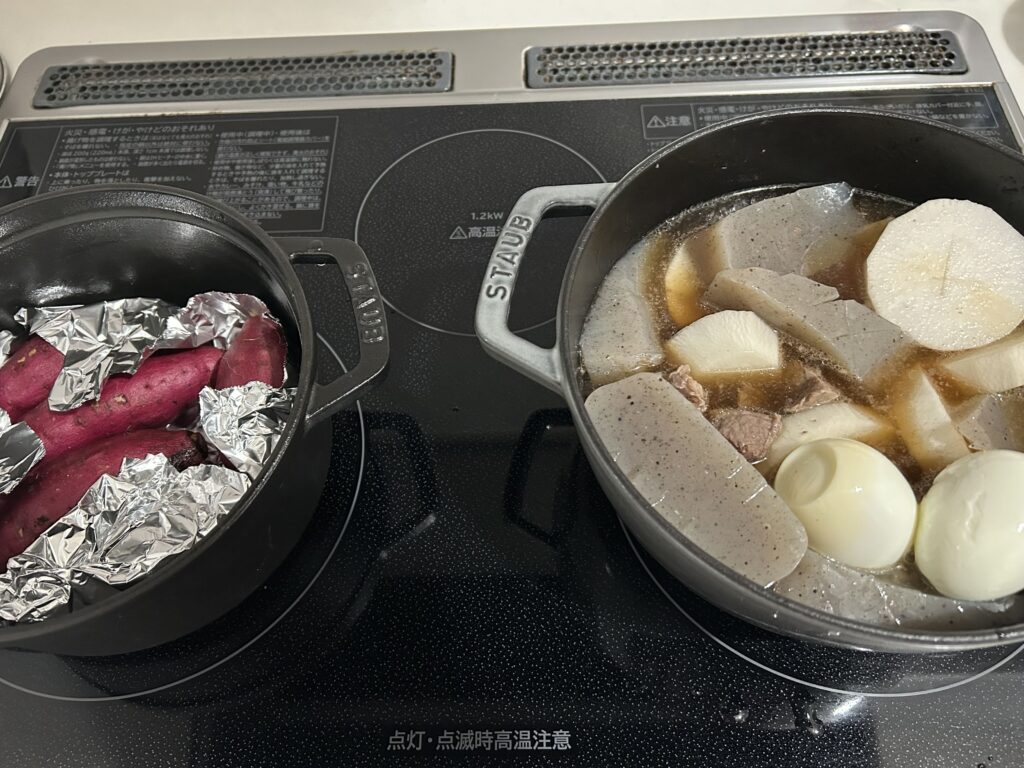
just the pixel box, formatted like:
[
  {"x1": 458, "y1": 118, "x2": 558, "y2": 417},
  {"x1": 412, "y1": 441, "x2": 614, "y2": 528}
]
[
  {"x1": 345, "y1": 261, "x2": 386, "y2": 344},
  {"x1": 485, "y1": 215, "x2": 534, "y2": 301}
]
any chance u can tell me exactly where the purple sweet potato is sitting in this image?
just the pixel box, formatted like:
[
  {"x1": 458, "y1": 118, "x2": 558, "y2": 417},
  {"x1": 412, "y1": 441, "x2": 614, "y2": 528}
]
[
  {"x1": 23, "y1": 346, "x2": 223, "y2": 462},
  {"x1": 214, "y1": 316, "x2": 286, "y2": 389},
  {"x1": 0, "y1": 336, "x2": 65, "y2": 421},
  {"x1": 0, "y1": 429, "x2": 203, "y2": 568}
]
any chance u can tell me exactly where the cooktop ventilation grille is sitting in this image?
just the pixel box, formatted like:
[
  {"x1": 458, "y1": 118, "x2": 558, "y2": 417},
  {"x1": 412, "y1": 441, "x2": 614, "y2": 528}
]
[
  {"x1": 34, "y1": 51, "x2": 454, "y2": 107},
  {"x1": 525, "y1": 29, "x2": 966, "y2": 88}
]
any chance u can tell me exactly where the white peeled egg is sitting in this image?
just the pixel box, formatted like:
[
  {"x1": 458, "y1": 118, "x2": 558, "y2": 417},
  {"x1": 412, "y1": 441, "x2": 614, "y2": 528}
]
[
  {"x1": 916, "y1": 450, "x2": 1024, "y2": 601},
  {"x1": 773, "y1": 438, "x2": 918, "y2": 570}
]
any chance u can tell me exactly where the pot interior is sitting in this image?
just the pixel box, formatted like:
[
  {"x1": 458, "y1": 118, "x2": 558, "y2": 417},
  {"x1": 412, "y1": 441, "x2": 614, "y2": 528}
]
[
  {"x1": 560, "y1": 109, "x2": 1024, "y2": 649},
  {"x1": 0, "y1": 184, "x2": 303, "y2": 362},
  {"x1": 563, "y1": 110, "x2": 1024, "y2": 350}
]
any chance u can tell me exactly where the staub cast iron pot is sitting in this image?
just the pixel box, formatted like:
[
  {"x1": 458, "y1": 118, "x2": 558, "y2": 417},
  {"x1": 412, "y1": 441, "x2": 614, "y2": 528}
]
[
  {"x1": 0, "y1": 184, "x2": 388, "y2": 656},
  {"x1": 476, "y1": 109, "x2": 1024, "y2": 653}
]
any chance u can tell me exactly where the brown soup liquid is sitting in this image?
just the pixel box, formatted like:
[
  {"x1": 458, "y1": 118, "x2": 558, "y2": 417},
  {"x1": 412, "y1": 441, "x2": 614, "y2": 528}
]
[{"x1": 616, "y1": 184, "x2": 1024, "y2": 500}]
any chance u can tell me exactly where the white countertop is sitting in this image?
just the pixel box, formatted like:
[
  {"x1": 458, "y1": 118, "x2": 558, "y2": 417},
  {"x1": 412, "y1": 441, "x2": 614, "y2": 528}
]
[{"x1": 2, "y1": 1, "x2": 1023, "y2": 101}]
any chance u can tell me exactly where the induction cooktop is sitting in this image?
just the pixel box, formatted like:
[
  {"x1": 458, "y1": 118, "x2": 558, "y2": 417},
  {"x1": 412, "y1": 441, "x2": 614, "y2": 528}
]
[{"x1": 0, "y1": 11, "x2": 1021, "y2": 767}]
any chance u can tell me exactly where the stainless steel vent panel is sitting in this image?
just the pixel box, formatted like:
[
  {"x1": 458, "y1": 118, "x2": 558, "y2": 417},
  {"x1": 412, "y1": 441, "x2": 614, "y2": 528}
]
[
  {"x1": 525, "y1": 30, "x2": 966, "y2": 88},
  {"x1": 35, "y1": 51, "x2": 454, "y2": 107}
]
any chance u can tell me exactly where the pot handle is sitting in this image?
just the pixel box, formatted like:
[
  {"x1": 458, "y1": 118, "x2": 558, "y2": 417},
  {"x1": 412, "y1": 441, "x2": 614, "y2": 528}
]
[
  {"x1": 276, "y1": 237, "x2": 389, "y2": 427},
  {"x1": 475, "y1": 182, "x2": 615, "y2": 393}
]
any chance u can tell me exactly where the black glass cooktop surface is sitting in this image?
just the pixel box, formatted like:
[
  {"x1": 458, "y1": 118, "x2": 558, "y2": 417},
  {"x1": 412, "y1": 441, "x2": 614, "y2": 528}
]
[{"x1": 0, "y1": 87, "x2": 1021, "y2": 767}]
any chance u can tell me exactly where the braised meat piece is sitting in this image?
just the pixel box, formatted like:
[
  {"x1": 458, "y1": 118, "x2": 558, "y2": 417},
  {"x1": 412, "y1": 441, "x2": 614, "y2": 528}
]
[
  {"x1": 710, "y1": 408, "x2": 783, "y2": 463},
  {"x1": 784, "y1": 367, "x2": 842, "y2": 414},
  {"x1": 666, "y1": 364, "x2": 708, "y2": 412}
]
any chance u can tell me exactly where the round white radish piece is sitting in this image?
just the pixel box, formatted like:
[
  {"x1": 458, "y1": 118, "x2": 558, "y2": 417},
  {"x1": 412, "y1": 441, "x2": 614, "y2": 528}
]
[
  {"x1": 916, "y1": 450, "x2": 1024, "y2": 601},
  {"x1": 774, "y1": 438, "x2": 917, "y2": 570},
  {"x1": 865, "y1": 199, "x2": 1024, "y2": 351},
  {"x1": 664, "y1": 310, "x2": 780, "y2": 378}
]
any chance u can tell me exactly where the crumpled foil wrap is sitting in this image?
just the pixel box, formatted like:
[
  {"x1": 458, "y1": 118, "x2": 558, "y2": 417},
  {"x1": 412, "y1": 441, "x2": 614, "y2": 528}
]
[
  {"x1": 15, "y1": 292, "x2": 274, "y2": 412},
  {"x1": 0, "y1": 330, "x2": 16, "y2": 368},
  {"x1": 199, "y1": 382, "x2": 295, "y2": 479},
  {"x1": 0, "y1": 292, "x2": 293, "y2": 624},
  {"x1": 0, "y1": 454, "x2": 251, "y2": 623},
  {"x1": 158, "y1": 291, "x2": 271, "y2": 351},
  {"x1": 0, "y1": 409, "x2": 45, "y2": 495},
  {"x1": 17, "y1": 299, "x2": 177, "y2": 411}
]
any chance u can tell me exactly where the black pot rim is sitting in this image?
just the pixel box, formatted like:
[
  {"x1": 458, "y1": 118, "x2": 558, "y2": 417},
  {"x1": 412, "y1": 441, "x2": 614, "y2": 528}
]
[{"x1": 558, "y1": 107, "x2": 1024, "y2": 653}]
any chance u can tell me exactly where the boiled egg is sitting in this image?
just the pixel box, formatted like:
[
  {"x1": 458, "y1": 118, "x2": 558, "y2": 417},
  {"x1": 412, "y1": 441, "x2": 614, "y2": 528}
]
[
  {"x1": 774, "y1": 438, "x2": 917, "y2": 570},
  {"x1": 915, "y1": 450, "x2": 1024, "y2": 601}
]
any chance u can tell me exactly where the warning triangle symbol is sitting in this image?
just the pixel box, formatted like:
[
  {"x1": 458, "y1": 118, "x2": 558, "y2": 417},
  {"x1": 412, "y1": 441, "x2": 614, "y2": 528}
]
[
  {"x1": 449, "y1": 226, "x2": 468, "y2": 240},
  {"x1": 0, "y1": 177, "x2": 11, "y2": 188},
  {"x1": 646, "y1": 115, "x2": 666, "y2": 129}
]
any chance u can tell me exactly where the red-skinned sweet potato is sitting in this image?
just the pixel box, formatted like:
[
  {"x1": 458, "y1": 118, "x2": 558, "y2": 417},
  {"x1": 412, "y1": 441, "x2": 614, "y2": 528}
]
[
  {"x1": 0, "y1": 429, "x2": 203, "y2": 567},
  {"x1": 214, "y1": 316, "x2": 286, "y2": 389},
  {"x1": 23, "y1": 346, "x2": 223, "y2": 461},
  {"x1": 0, "y1": 336, "x2": 65, "y2": 421}
]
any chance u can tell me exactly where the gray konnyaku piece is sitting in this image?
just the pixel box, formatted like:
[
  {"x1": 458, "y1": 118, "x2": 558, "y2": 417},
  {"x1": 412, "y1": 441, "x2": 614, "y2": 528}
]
[{"x1": 705, "y1": 267, "x2": 912, "y2": 383}]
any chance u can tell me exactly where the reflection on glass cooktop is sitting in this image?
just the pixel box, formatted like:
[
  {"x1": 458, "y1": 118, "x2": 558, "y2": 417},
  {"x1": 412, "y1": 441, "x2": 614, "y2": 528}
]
[{"x1": 0, "y1": 88, "x2": 1021, "y2": 767}]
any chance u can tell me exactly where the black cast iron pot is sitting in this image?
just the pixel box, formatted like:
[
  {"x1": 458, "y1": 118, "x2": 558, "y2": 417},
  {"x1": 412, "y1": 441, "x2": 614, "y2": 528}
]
[
  {"x1": 0, "y1": 184, "x2": 388, "y2": 656},
  {"x1": 476, "y1": 109, "x2": 1024, "y2": 653}
]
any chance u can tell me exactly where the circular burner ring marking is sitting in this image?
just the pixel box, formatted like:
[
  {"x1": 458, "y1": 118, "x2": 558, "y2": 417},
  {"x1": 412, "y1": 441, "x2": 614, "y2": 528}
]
[
  {"x1": 353, "y1": 128, "x2": 607, "y2": 338},
  {"x1": 621, "y1": 518, "x2": 1024, "y2": 698}
]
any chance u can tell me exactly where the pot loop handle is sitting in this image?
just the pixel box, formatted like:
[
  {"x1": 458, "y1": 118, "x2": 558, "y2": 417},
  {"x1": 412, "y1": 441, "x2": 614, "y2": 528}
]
[
  {"x1": 276, "y1": 237, "x2": 389, "y2": 427},
  {"x1": 474, "y1": 182, "x2": 615, "y2": 393}
]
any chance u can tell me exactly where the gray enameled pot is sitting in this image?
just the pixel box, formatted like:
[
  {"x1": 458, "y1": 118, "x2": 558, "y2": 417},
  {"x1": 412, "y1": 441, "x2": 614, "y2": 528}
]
[{"x1": 476, "y1": 108, "x2": 1024, "y2": 653}]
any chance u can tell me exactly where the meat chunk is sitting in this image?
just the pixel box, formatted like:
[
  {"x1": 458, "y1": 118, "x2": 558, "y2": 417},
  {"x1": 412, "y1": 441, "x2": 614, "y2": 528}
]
[
  {"x1": 784, "y1": 367, "x2": 841, "y2": 413},
  {"x1": 709, "y1": 408, "x2": 782, "y2": 463},
  {"x1": 666, "y1": 364, "x2": 707, "y2": 412}
]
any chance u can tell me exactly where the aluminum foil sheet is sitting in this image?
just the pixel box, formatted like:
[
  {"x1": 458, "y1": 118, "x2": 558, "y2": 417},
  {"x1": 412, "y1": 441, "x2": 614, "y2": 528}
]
[
  {"x1": 15, "y1": 292, "x2": 275, "y2": 412},
  {"x1": 0, "y1": 292, "x2": 293, "y2": 624},
  {"x1": 0, "y1": 330, "x2": 16, "y2": 368},
  {"x1": 0, "y1": 409, "x2": 45, "y2": 495},
  {"x1": 17, "y1": 299, "x2": 177, "y2": 411},
  {"x1": 158, "y1": 291, "x2": 272, "y2": 351},
  {"x1": 199, "y1": 382, "x2": 295, "y2": 479},
  {"x1": 0, "y1": 454, "x2": 250, "y2": 623}
]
